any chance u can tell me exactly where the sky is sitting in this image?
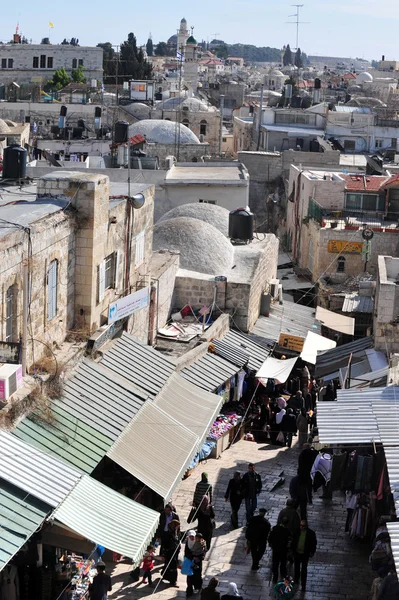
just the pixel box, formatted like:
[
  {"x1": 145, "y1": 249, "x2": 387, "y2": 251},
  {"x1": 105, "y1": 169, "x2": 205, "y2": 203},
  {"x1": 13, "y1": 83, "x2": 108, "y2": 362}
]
[{"x1": 0, "y1": 0, "x2": 397, "y2": 61}]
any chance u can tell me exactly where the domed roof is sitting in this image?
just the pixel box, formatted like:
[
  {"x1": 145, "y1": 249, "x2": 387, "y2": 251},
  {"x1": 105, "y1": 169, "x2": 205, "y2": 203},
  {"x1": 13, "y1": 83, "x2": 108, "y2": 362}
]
[
  {"x1": 158, "y1": 203, "x2": 230, "y2": 236},
  {"x1": 123, "y1": 103, "x2": 151, "y2": 119},
  {"x1": 128, "y1": 120, "x2": 200, "y2": 144},
  {"x1": 158, "y1": 95, "x2": 210, "y2": 112},
  {"x1": 270, "y1": 68, "x2": 284, "y2": 77},
  {"x1": 153, "y1": 217, "x2": 233, "y2": 275},
  {"x1": 356, "y1": 71, "x2": 373, "y2": 84},
  {"x1": 186, "y1": 36, "x2": 197, "y2": 45},
  {"x1": 181, "y1": 17, "x2": 187, "y2": 23},
  {"x1": 0, "y1": 119, "x2": 11, "y2": 134}
]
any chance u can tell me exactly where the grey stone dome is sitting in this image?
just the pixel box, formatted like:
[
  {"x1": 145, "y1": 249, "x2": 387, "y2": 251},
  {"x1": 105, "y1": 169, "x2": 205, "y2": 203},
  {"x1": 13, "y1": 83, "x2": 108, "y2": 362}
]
[
  {"x1": 124, "y1": 103, "x2": 151, "y2": 119},
  {"x1": 128, "y1": 120, "x2": 200, "y2": 144},
  {"x1": 158, "y1": 203, "x2": 230, "y2": 236},
  {"x1": 158, "y1": 95, "x2": 211, "y2": 112},
  {"x1": 153, "y1": 217, "x2": 233, "y2": 275}
]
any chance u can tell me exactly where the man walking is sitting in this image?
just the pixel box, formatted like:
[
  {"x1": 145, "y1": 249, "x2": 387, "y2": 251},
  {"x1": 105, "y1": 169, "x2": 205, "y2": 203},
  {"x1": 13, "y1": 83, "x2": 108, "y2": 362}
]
[
  {"x1": 292, "y1": 519, "x2": 317, "y2": 592},
  {"x1": 268, "y1": 517, "x2": 291, "y2": 584},
  {"x1": 155, "y1": 504, "x2": 179, "y2": 558},
  {"x1": 245, "y1": 508, "x2": 271, "y2": 571},
  {"x1": 241, "y1": 463, "x2": 262, "y2": 523},
  {"x1": 88, "y1": 561, "x2": 112, "y2": 599},
  {"x1": 193, "y1": 472, "x2": 213, "y2": 507},
  {"x1": 277, "y1": 499, "x2": 300, "y2": 538},
  {"x1": 224, "y1": 471, "x2": 243, "y2": 529}
]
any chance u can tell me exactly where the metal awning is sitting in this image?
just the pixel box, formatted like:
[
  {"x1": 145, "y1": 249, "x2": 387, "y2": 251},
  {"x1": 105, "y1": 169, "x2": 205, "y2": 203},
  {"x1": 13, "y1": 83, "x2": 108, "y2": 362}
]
[
  {"x1": 107, "y1": 401, "x2": 199, "y2": 501},
  {"x1": 315, "y1": 306, "x2": 355, "y2": 335},
  {"x1": 154, "y1": 372, "x2": 223, "y2": 445},
  {"x1": 181, "y1": 352, "x2": 237, "y2": 392},
  {"x1": 212, "y1": 339, "x2": 249, "y2": 368},
  {"x1": 51, "y1": 475, "x2": 159, "y2": 563},
  {"x1": 0, "y1": 432, "x2": 81, "y2": 508},
  {"x1": 384, "y1": 449, "x2": 399, "y2": 517},
  {"x1": 251, "y1": 300, "x2": 320, "y2": 343},
  {"x1": 215, "y1": 330, "x2": 271, "y2": 371},
  {"x1": 314, "y1": 336, "x2": 373, "y2": 378},
  {"x1": 387, "y1": 522, "x2": 399, "y2": 573}
]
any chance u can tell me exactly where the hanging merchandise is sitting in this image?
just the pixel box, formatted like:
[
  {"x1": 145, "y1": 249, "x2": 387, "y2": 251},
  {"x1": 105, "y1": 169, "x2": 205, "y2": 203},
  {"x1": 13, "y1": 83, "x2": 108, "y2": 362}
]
[{"x1": 311, "y1": 452, "x2": 333, "y2": 491}]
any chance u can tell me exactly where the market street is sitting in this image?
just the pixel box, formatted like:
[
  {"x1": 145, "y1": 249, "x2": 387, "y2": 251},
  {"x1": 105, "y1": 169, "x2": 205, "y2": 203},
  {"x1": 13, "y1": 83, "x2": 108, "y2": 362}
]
[{"x1": 108, "y1": 437, "x2": 374, "y2": 600}]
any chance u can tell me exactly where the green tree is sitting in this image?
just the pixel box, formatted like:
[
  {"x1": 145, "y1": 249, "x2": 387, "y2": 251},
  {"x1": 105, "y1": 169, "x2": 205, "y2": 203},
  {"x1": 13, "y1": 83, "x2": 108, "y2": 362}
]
[
  {"x1": 48, "y1": 67, "x2": 71, "y2": 90},
  {"x1": 155, "y1": 41, "x2": 168, "y2": 56},
  {"x1": 97, "y1": 42, "x2": 116, "y2": 82},
  {"x1": 283, "y1": 44, "x2": 293, "y2": 66},
  {"x1": 294, "y1": 48, "x2": 303, "y2": 69},
  {"x1": 120, "y1": 33, "x2": 152, "y2": 81},
  {"x1": 215, "y1": 44, "x2": 229, "y2": 60},
  {"x1": 71, "y1": 65, "x2": 86, "y2": 83},
  {"x1": 146, "y1": 38, "x2": 153, "y2": 56}
]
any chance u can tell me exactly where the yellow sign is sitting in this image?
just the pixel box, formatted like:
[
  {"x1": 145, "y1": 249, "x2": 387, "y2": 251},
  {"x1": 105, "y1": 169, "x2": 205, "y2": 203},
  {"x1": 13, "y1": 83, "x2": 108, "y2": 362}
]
[
  {"x1": 328, "y1": 240, "x2": 364, "y2": 254},
  {"x1": 278, "y1": 333, "x2": 305, "y2": 352}
]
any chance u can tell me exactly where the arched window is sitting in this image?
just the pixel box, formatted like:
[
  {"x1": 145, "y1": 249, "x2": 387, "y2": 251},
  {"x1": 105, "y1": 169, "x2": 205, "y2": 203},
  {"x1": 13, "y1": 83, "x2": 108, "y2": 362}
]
[
  {"x1": 337, "y1": 256, "x2": 346, "y2": 273},
  {"x1": 182, "y1": 118, "x2": 190, "y2": 128},
  {"x1": 5, "y1": 284, "x2": 18, "y2": 342},
  {"x1": 200, "y1": 119, "x2": 207, "y2": 136},
  {"x1": 47, "y1": 260, "x2": 58, "y2": 321}
]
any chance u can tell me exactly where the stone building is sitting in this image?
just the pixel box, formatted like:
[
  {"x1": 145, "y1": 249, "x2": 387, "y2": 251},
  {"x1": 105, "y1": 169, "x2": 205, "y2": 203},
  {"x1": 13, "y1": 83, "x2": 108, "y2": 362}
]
[
  {"x1": 0, "y1": 172, "x2": 154, "y2": 369},
  {"x1": 0, "y1": 118, "x2": 29, "y2": 156},
  {"x1": 374, "y1": 255, "x2": 399, "y2": 353},
  {"x1": 0, "y1": 43, "x2": 103, "y2": 85}
]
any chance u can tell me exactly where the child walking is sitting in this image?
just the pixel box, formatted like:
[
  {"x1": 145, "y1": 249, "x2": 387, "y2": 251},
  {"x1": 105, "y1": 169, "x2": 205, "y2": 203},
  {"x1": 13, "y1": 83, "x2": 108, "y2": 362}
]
[{"x1": 141, "y1": 545, "x2": 155, "y2": 586}]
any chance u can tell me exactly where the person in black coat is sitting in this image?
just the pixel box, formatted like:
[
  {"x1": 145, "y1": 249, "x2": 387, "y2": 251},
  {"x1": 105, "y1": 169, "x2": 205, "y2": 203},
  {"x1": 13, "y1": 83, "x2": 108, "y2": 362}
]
[
  {"x1": 224, "y1": 471, "x2": 243, "y2": 529},
  {"x1": 281, "y1": 408, "x2": 297, "y2": 448},
  {"x1": 297, "y1": 444, "x2": 318, "y2": 505},
  {"x1": 161, "y1": 520, "x2": 181, "y2": 587},
  {"x1": 245, "y1": 508, "x2": 271, "y2": 570},
  {"x1": 292, "y1": 520, "x2": 317, "y2": 592},
  {"x1": 197, "y1": 497, "x2": 215, "y2": 551},
  {"x1": 156, "y1": 504, "x2": 180, "y2": 558},
  {"x1": 241, "y1": 463, "x2": 262, "y2": 523},
  {"x1": 268, "y1": 518, "x2": 291, "y2": 584}
]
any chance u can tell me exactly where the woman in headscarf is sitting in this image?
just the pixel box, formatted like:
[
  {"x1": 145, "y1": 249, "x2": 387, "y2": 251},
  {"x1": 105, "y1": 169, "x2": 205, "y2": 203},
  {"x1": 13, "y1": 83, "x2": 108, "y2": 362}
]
[
  {"x1": 185, "y1": 531, "x2": 207, "y2": 597},
  {"x1": 197, "y1": 495, "x2": 215, "y2": 551},
  {"x1": 221, "y1": 582, "x2": 243, "y2": 600},
  {"x1": 296, "y1": 407, "x2": 309, "y2": 449},
  {"x1": 161, "y1": 520, "x2": 181, "y2": 587}
]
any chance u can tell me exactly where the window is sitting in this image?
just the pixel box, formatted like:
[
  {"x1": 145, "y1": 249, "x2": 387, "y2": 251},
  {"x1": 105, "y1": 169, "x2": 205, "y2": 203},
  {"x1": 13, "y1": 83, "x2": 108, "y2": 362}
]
[
  {"x1": 97, "y1": 252, "x2": 118, "y2": 302},
  {"x1": 1, "y1": 59, "x2": 6, "y2": 69},
  {"x1": 337, "y1": 256, "x2": 346, "y2": 273},
  {"x1": 345, "y1": 193, "x2": 385, "y2": 212},
  {"x1": 375, "y1": 139, "x2": 383, "y2": 149},
  {"x1": 33, "y1": 57, "x2": 39, "y2": 68},
  {"x1": 47, "y1": 260, "x2": 58, "y2": 321},
  {"x1": 7, "y1": 59, "x2": 13, "y2": 68},
  {"x1": 135, "y1": 231, "x2": 145, "y2": 268},
  {"x1": 40, "y1": 55, "x2": 46, "y2": 68},
  {"x1": 222, "y1": 137, "x2": 227, "y2": 142},
  {"x1": 344, "y1": 140, "x2": 356, "y2": 151},
  {"x1": 5, "y1": 285, "x2": 18, "y2": 343},
  {"x1": 200, "y1": 120, "x2": 207, "y2": 136},
  {"x1": 78, "y1": 59, "x2": 84, "y2": 66},
  {"x1": 72, "y1": 58, "x2": 77, "y2": 69},
  {"x1": 182, "y1": 118, "x2": 190, "y2": 128},
  {"x1": 392, "y1": 138, "x2": 398, "y2": 149},
  {"x1": 47, "y1": 57, "x2": 53, "y2": 68},
  {"x1": 199, "y1": 199, "x2": 216, "y2": 204}
]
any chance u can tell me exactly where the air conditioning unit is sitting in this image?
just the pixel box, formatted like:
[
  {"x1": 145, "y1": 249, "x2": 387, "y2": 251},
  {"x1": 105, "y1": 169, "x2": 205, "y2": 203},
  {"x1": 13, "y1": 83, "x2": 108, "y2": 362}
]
[
  {"x1": 270, "y1": 278, "x2": 280, "y2": 299},
  {"x1": 0, "y1": 364, "x2": 23, "y2": 401},
  {"x1": 165, "y1": 155, "x2": 176, "y2": 170}
]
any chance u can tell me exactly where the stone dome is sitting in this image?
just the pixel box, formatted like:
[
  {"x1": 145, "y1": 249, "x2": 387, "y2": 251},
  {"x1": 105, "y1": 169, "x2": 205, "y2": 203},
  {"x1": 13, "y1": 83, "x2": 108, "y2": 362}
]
[
  {"x1": 125, "y1": 103, "x2": 151, "y2": 119},
  {"x1": 158, "y1": 95, "x2": 211, "y2": 112},
  {"x1": 0, "y1": 119, "x2": 11, "y2": 134},
  {"x1": 157, "y1": 203, "x2": 230, "y2": 236},
  {"x1": 128, "y1": 120, "x2": 200, "y2": 144},
  {"x1": 356, "y1": 71, "x2": 373, "y2": 84},
  {"x1": 153, "y1": 217, "x2": 234, "y2": 275},
  {"x1": 181, "y1": 17, "x2": 187, "y2": 24},
  {"x1": 270, "y1": 68, "x2": 284, "y2": 77}
]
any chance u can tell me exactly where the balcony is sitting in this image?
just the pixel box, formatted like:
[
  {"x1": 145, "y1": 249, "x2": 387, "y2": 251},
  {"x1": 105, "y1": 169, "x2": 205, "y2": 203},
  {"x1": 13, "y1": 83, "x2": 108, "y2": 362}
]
[{"x1": 307, "y1": 198, "x2": 399, "y2": 230}]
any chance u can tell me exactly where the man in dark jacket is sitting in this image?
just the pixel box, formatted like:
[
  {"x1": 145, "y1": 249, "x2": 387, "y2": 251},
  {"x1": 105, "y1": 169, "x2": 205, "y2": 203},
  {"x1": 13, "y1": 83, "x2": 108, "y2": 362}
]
[
  {"x1": 224, "y1": 471, "x2": 243, "y2": 529},
  {"x1": 297, "y1": 443, "x2": 318, "y2": 505},
  {"x1": 88, "y1": 562, "x2": 112, "y2": 599},
  {"x1": 268, "y1": 517, "x2": 291, "y2": 583},
  {"x1": 245, "y1": 508, "x2": 271, "y2": 570},
  {"x1": 277, "y1": 499, "x2": 300, "y2": 538},
  {"x1": 281, "y1": 408, "x2": 297, "y2": 448},
  {"x1": 156, "y1": 504, "x2": 180, "y2": 558},
  {"x1": 292, "y1": 520, "x2": 317, "y2": 592},
  {"x1": 287, "y1": 390, "x2": 305, "y2": 413},
  {"x1": 241, "y1": 463, "x2": 262, "y2": 523}
]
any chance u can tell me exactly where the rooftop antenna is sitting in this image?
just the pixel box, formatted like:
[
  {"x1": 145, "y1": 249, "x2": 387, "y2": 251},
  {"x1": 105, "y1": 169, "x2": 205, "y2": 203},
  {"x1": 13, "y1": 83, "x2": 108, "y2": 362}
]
[{"x1": 286, "y1": 4, "x2": 309, "y2": 51}]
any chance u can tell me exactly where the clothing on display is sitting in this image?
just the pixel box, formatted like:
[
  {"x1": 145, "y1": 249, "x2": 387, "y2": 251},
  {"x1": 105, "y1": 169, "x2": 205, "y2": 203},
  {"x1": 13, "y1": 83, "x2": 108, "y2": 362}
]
[
  {"x1": 311, "y1": 452, "x2": 332, "y2": 490},
  {"x1": 0, "y1": 564, "x2": 19, "y2": 600},
  {"x1": 207, "y1": 414, "x2": 241, "y2": 441}
]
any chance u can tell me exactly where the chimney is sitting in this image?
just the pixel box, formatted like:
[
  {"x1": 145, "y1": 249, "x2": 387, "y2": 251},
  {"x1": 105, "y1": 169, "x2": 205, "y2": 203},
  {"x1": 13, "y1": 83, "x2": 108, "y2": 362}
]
[{"x1": 382, "y1": 55, "x2": 385, "y2": 61}]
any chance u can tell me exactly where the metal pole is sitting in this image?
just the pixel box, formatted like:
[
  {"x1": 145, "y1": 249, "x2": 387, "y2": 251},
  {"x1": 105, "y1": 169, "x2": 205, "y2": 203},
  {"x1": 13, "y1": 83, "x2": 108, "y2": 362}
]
[
  {"x1": 256, "y1": 84, "x2": 264, "y2": 151},
  {"x1": 219, "y1": 94, "x2": 225, "y2": 155},
  {"x1": 22, "y1": 260, "x2": 28, "y2": 375}
]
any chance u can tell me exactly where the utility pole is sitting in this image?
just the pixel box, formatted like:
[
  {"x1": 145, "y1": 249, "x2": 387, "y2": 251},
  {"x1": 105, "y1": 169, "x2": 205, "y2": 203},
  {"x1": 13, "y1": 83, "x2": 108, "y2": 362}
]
[
  {"x1": 256, "y1": 84, "x2": 264, "y2": 151},
  {"x1": 286, "y1": 4, "x2": 309, "y2": 50}
]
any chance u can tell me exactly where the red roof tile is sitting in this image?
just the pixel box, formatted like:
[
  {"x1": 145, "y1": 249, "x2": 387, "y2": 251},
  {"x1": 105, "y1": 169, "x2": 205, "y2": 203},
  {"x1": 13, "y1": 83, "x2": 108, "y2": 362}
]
[
  {"x1": 344, "y1": 174, "x2": 389, "y2": 192},
  {"x1": 129, "y1": 134, "x2": 145, "y2": 145}
]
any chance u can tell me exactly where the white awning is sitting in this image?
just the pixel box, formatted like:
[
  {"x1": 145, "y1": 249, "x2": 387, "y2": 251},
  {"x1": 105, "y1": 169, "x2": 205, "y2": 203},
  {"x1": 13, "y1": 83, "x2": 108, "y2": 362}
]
[
  {"x1": 256, "y1": 356, "x2": 298, "y2": 383},
  {"x1": 315, "y1": 306, "x2": 355, "y2": 335},
  {"x1": 300, "y1": 331, "x2": 336, "y2": 365}
]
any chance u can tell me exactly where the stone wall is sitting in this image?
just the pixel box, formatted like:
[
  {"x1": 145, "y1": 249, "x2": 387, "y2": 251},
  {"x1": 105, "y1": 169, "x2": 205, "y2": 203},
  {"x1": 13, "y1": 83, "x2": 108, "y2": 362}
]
[
  {"x1": 151, "y1": 250, "x2": 180, "y2": 334},
  {"x1": 374, "y1": 256, "x2": 399, "y2": 352},
  {"x1": 144, "y1": 142, "x2": 210, "y2": 168}
]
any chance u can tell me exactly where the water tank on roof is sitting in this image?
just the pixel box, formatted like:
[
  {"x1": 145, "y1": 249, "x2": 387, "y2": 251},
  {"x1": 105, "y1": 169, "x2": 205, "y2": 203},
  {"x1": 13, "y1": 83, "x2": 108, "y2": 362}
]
[
  {"x1": 114, "y1": 121, "x2": 129, "y2": 144},
  {"x1": 2, "y1": 145, "x2": 27, "y2": 180},
  {"x1": 228, "y1": 208, "x2": 254, "y2": 244}
]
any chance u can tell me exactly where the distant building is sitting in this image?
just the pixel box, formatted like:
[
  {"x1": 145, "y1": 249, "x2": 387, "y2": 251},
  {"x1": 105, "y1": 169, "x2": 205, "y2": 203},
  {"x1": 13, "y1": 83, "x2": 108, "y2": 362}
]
[{"x1": 374, "y1": 255, "x2": 399, "y2": 353}]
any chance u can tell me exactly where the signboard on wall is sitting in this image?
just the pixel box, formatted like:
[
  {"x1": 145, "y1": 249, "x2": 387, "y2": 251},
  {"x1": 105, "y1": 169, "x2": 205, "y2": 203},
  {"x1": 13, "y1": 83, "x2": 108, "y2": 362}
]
[
  {"x1": 129, "y1": 80, "x2": 155, "y2": 102},
  {"x1": 328, "y1": 240, "x2": 364, "y2": 254},
  {"x1": 278, "y1": 333, "x2": 305, "y2": 352},
  {"x1": 108, "y1": 287, "x2": 150, "y2": 324}
]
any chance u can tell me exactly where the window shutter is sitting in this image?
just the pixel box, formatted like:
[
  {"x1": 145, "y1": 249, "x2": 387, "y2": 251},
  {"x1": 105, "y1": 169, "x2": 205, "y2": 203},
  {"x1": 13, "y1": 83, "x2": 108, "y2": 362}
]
[
  {"x1": 114, "y1": 251, "x2": 120, "y2": 289},
  {"x1": 99, "y1": 261, "x2": 106, "y2": 302},
  {"x1": 135, "y1": 231, "x2": 145, "y2": 268},
  {"x1": 47, "y1": 260, "x2": 58, "y2": 321}
]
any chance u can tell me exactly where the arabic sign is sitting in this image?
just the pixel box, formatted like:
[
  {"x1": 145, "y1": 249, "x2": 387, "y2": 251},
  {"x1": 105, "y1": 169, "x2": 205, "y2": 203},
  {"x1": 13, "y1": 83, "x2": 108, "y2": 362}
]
[
  {"x1": 328, "y1": 240, "x2": 364, "y2": 254},
  {"x1": 0, "y1": 341, "x2": 20, "y2": 364},
  {"x1": 108, "y1": 287, "x2": 150, "y2": 324},
  {"x1": 278, "y1": 333, "x2": 305, "y2": 353}
]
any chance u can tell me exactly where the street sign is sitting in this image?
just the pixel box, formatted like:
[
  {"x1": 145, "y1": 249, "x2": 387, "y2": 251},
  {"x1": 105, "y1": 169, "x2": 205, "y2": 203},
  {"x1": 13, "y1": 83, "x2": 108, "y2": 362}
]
[
  {"x1": 362, "y1": 228, "x2": 374, "y2": 241},
  {"x1": 108, "y1": 287, "x2": 149, "y2": 324},
  {"x1": 278, "y1": 333, "x2": 305, "y2": 352}
]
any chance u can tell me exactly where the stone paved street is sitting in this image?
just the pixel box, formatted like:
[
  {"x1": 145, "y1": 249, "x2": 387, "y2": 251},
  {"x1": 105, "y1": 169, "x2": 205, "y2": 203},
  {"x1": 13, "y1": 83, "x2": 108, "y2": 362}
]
[{"x1": 108, "y1": 438, "x2": 374, "y2": 600}]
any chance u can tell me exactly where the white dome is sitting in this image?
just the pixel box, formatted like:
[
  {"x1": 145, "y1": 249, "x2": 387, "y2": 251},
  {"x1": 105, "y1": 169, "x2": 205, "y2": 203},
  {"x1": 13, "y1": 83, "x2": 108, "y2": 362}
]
[
  {"x1": 158, "y1": 203, "x2": 230, "y2": 236},
  {"x1": 270, "y1": 69, "x2": 284, "y2": 77},
  {"x1": 153, "y1": 217, "x2": 234, "y2": 275},
  {"x1": 158, "y1": 95, "x2": 211, "y2": 112},
  {"x1": 356, "y1": 71, "x2": 373, "y2": 84},
  {"x1": 128, "y1": 120, "x2": 200, "y2": 144},
  {"x1": 125, "y1": 103, "x2": 151, "y2": 119}
]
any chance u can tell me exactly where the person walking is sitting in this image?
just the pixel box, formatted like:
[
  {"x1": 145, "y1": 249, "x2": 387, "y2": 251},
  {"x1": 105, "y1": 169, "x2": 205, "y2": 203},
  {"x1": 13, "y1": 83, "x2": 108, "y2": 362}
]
[
  {"x1": 185, "y1": 531, "x2": 207, "y2": 597},
  {"x1": 277, "y1": 499, "x2": 300, "y2": 539},
  {"x1": 156, "y1": 504, "x2": 180, "y2": 558},
  {"x1": 221, "y1": 582, "x2": 243, "y2": 600},
  {"x1": 197, "y1": 496, "x2": 215, "y2": 551},
  {"x1": 292, "y1": 519, "x2": 317, "y2": 592},
  {"x1": 201, "y1": 577, "x2": 221, "y2": 600},
  {"x1": 161, "y1": 520, "x2": 181, "y2": 587},
  {"x1": 88, "y1": 562, "x2": 112, "y2": 600},
  {"x1": 287, "y1": 390, "x2": 305, "y2": 414},
  {"x1": 224, "y1": 471, "x2": 243, "y2": 529},
  {"x1": 269, "y1": 517, "x2": 291, "y2": 584},
  {"x1": 140, "y1": 546, "x2": 155, "y2": 586},
  {"x1": 289, "y1": 475, "x2": 309, "y2": 520},
  {"x1": 281, "y1": 408, "x2": 297, "y2": 448},
  {"x1": 245, "y1": 508, "x2": 271, "y2": 571},
  {"x1": 193, "y1": 472, "x2": 213, "y2": 507},
  {"x1": 297, "y1": 443, "x2": 318, "y2": 505},
  {"x1": 296, "y1": 408, "x2": 308, "y2": 449},
  {"x1": 241, "y1": 463, "x2": 262, "y2": 523}
]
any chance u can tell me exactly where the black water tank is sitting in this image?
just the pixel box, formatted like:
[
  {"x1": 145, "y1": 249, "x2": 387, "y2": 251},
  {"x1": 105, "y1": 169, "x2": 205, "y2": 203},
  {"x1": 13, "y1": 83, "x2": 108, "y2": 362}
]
[
  {"x1": 310, "y1": 139, "x2": 320, "y2": 153},
  {"x1": 228, "y1": 208, "x2": 254, "y2": 244},
  {"x1": 2, "y1": 145, "x2": 27, "y2": 180},
  {"x1": 114, "y1": 121, "x2": 129, "y2": 144}
]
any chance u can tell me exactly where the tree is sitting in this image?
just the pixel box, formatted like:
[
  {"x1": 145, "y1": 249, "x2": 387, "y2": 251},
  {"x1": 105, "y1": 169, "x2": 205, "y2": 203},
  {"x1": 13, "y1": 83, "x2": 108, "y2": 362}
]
[
  {"x1": 155, "y1": 41, "x2": 168, "y2": 56},
  {"x1": 97, "y1": 42, "x2": 116, "y2": 82},
  {"x1": 48, "y1": 67, "x2": 70, "y2": 90},
  {"x1": 283, "y1": 44, "x2": 293, "y2": 66},
  {"x1": 215, "y1": 44, "x2": 229, "y2": 60},
  {"x1": 71, "y1": 65, "x2": 86, "y2": 83},
  {"x1": 120, "y1": 33, "x2": 152, "y2": 81},
  {"x1": 294, "y1": 48, "x2": 303, "y2": 69},
  {"x1": 41, "y1": 37, "x2": 50, "y2": 45},
  {"x1": 146, "y1": 38, "x2": 153, "y2": 56}
]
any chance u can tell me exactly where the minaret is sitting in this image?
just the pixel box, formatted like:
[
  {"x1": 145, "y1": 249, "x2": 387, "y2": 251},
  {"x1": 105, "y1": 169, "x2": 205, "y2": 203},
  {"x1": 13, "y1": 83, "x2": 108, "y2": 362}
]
[
  {"x1": 177, "y1": 18, "x2": 189, "y2": 51},
  {"x1": 184, "y1": 27, "x2": 199, "y2": 93}
]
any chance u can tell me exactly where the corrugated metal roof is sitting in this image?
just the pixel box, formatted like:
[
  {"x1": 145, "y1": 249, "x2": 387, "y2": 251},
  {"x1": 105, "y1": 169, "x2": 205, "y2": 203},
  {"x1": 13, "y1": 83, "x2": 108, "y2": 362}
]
[
  {"x1": 0, "y1": 432, "x2": 81, "y2": 508},
  {"x1": 314, "y1": 337, "x2": 373, "y2": 378},
  {"x1": 342, "y1": 294, "x2": 374, "y2": 313},
  {"x1": 0, "y1": 479, "x2": 50, "y2": 570},
  {"x1": 13, "y1": 403, "x2": 113, "y2": 474},
  {"x1": 251, "y1": 300, "x2": 320, "y2": 343},
  {"x1": 384, "y1": 449, "x2": 399, "y2": 517},
  {"x1": 52, "y1": 474, "x2": 159, "y2": 562},
  {"x1": 101, "y1": 332, "x2": 175, "y2": 397},
  {"x1": 212, "y1": 339, "x2": 249, "y2": 368},
  {"x1": 154, "y1": 372, "x2": 223, "y2": 445},
  {"x1": 180, "y1": 352, "x2": 237, "y2": 391},
  {"x1": 387, "y1": 522, "x2": 399, "y2": 573},
  {"x1": 56, "y1": 359, "x2": 148, "y2": 440},
  {"x1": 223, "y1": 329, "x2": 271, "y2": 371},
  {"x1": 107, "y1": 401, "x2": 199, "y2": 500}
]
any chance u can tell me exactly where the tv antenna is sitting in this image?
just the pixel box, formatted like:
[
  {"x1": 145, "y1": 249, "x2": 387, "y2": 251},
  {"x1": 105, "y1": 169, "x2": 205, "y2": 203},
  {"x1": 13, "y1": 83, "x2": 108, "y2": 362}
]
[{"x1": 286, "y1": 4, "x2": 309, "y2": 50}]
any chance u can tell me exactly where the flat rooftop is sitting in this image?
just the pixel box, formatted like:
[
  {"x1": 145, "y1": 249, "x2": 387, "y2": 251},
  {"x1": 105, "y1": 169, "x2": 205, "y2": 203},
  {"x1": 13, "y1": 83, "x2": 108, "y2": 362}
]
[
  {"x1": 380, "y1": 255, "x2": 399, "y2": 283},
  {"x1": 165, "y1": 162, "x2": 248, "y2": 185}
]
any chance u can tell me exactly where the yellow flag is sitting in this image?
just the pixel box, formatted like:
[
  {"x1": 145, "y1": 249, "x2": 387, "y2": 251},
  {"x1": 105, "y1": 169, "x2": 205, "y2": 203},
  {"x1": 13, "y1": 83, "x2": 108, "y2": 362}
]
[{"x1": 49, "y1": 21, "x2": 54, "y2": 28}]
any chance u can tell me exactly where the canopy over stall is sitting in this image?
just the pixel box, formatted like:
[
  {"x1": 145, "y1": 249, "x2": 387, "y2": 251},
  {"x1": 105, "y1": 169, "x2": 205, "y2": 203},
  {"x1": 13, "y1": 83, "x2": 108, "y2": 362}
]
[{"x1": 256, "y1": 356, "x2": 298, "y2": 384}]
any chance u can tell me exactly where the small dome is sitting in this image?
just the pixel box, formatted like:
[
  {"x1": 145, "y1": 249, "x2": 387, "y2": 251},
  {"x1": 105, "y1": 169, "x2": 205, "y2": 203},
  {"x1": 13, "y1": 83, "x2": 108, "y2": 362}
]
[
  {"x1": 270, "y1": 68, "x2": 284, "y2": 77},
  {"x1": 158, "y1": 95, "x2": 210, "y2": 112},
  {"x1": 356, "y1": 71, "x2": 373, "y2": 84},
  {"x1": 186, "y1": 36, "x2": 197, "y2": 45},
  {"x1": 128, "y1": 119, "x2": 200, "y2": 144},
  {"x1": 123, "y1": 103, "x2": 151, "y2": 119},
  {"x1": 0, "y1": 119, "x2": 11, "y2": 134},
  {"x1": 153, "y1": 217, "x2": 234, "y2": 275},
  {"x1": 181, "y1": 17, "x2": 187, "y2": 23},
  {"x1": 158, "y1": 203, "x2": 230, "y2": 236}
]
